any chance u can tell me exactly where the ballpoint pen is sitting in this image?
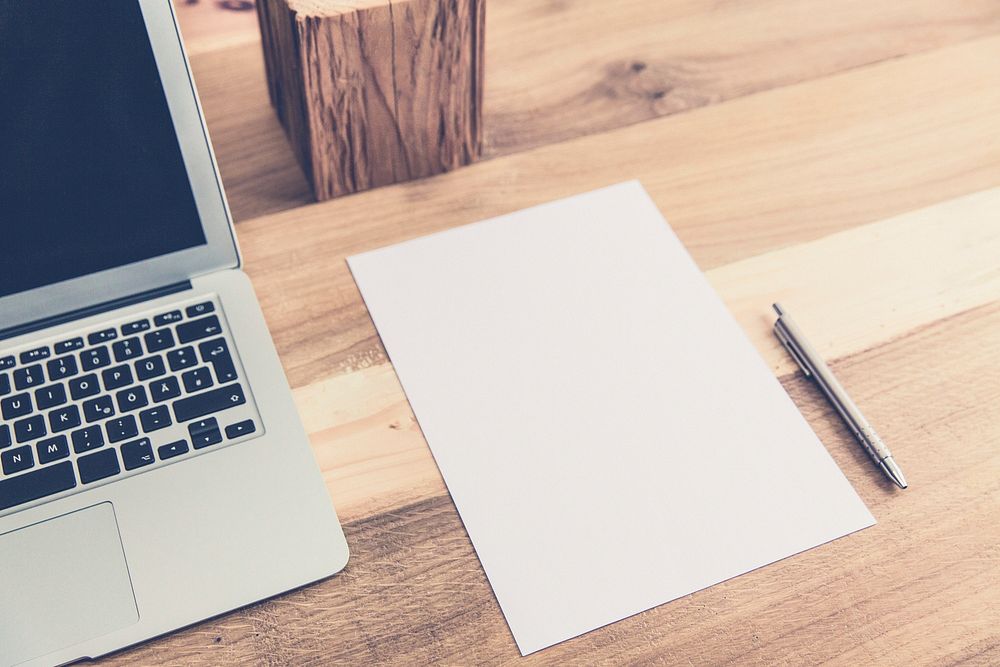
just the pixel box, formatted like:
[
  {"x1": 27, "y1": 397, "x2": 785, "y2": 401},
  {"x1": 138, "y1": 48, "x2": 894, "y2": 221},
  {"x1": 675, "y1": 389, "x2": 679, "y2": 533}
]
[{"x1": 772, "y1": 303, "x2": 907, "y2": 489}]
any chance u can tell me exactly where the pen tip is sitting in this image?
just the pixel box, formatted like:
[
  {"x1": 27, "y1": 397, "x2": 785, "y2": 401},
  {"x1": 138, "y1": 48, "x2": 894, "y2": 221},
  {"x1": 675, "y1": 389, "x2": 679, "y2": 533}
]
[
  {"x1": 772, "y1": 303, "x2": 784, "y2": 316},
  {"x1": 880, "y1": 457, "x2": 908, "y2": 490}
]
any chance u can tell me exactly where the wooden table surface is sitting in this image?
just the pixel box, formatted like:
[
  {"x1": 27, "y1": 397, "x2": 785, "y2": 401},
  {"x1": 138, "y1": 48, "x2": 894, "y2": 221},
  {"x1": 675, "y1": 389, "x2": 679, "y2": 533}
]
[{"x1": 105, "y1": 1, "x2": 1000, "y2": 664}]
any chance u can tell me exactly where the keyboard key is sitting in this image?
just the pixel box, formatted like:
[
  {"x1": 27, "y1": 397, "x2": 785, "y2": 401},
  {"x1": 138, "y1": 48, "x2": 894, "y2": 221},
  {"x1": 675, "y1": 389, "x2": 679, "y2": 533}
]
[
  {"x1": 154, "y1": 310, "x2": 183, "y2": 326},
  {"x1": 144, "y1": 328, "x2": 175, "y2": 353},
  {"x1": 81, "y1": 346, "x2": 111, "y2": 371},
  {"x1": 69, "y1": 373, "x2": 100, "y2": 400},
  {"x1": 83, "y1": 395, "x2": 115, "y2": 422},
  {"x1": 13, "y1": 364, "x2": 44, "y2": 390},
  {"x1": 1, "y1": 445, "x2": 33, "y2": 475},
  {"x1": 192, "y1": 429, "x2": 222, "y2": 449},
  {"x1": 135, "y1": 355, "x2": 166, "y2": 381},
  {"x1": 14, "y1": 415, "x2": 46, "y2": 443},
  {"x1": 139, "y1": 406, "x2": 172, "y2": 432},
  {"x1": 116, "y1": 386, "x2": 149, "y2": 413},
  {"x1": 0, "y1": 461, "x2": 75, "y2": 511},
  {"x1": 199, "y1": 338, "x2": 238, "y2": 383},
  {"x1": 150, "y1": 376, "x2": 182, "y2": 403},
  {"x1": 121, "y1": 437, "x2": 155, "y2": 470},
  {"x1": 173, "y1": 383, "x2": 246, "y2": 422},
  {"x1": 158, "y1": 439, "x2": 189, "y2": 461},
  {"x1": 35, "y1": 384, "x2": 67, "y2": 410},
  {"x1": 87, "y1": 328, "x2": 118, "y2": 345},
  {"x1": 36, "y1": 435, "x2": 70, "y2": 464},
  {"x1": 189, "y1": 417, "x2": 222, "y2": 449},
  {"x1": 0, "y1": 425, "x2": 10, "y2": 449},
  {"x1": 72, "y1": 425, "x2": 105, "y2": 454},
  {"x1": 189, "y1": 417, "x2": 218, "y2": 435},
  {"x1": 225, "y1": 419, "x2": 256, "y2": 439},
  {"x1": 19, "y1": 346, "x2": 50, "y2": 364},
  {"x1": 54, "y1": 337, "x2": 84, "y2": 354},
  {"x1": 182, "y1": 367, "x2": 214, "y2": 393},
  {"x1": 0, "y1": 355, "x2": 14, "y2": 370},
  {"x1": 185, "y1": 301, "x2": 215, "y2": 318},
  {"x1": 102, "y1": 365, "x2": 134, "y2": 390},
  {"x1": 2, "y1": 393, "x2": 32, "y2": 420},
  {"x1": 177, "y1": 315, "x2": 221, "y2": 344},
  {"x1": 122, "y1": 319, "x2": 150, "y2": 335},
  {"x1": 0, "y1": 373, "x2": 9, "y2": 395},
  {"x1": 112, "y1": 337, "x2": 143, "y2": 362},
  {"x1": 46, "y1": 355, "x2": 78, "y2": 381},
  {"x1": 48, "y1": 404, "x2": 81, "y2": 433},
  {"x1": 77, "y1": 448, "x2": 120, "y2": 484},
  {"x1": 167, "y1": 346, "x2": 197, "y2": 371},
  {"x1": 105, "y1": 416, "x2": 138, "y2": 443}
]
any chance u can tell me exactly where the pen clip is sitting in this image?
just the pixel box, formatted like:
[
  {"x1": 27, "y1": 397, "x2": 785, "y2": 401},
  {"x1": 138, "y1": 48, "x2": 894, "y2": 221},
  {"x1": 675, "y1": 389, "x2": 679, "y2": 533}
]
[{"x1": 774, "y1": 324, "x2": 813, "y2": 378}]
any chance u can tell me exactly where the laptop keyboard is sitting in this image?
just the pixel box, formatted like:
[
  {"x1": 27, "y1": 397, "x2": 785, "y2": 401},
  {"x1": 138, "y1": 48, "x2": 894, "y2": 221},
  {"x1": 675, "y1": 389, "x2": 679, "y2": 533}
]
[{"x1": 0, "y1": 296, "x2": 263, "y2": 516}]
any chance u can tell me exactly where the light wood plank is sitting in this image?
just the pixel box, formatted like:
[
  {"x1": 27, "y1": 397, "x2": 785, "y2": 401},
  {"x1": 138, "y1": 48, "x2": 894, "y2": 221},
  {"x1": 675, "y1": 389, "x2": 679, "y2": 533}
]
[
  {"x1": 296, "y1": 364, "x2": 443, "y2": 522},
  {"x1": 237, "y1": 36, "x2": 1000, "y2": 389},
  {"x1": 483, "y1": 0, "x2": 1000, "y2": 155},
  {"x1": 715, "y1": 187, "x2": 1000, "y2": 376}
]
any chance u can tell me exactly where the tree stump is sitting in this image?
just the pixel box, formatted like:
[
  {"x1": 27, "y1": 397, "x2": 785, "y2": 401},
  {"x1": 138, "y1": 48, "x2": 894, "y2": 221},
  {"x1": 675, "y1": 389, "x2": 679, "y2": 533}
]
[{"x1": 256, "y1": 0, "x2": 485, "y2": 200}]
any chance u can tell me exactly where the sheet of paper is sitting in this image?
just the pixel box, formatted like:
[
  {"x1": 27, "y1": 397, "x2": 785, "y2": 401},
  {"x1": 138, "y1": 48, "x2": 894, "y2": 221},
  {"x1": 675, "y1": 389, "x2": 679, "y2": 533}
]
[{"x1": 348, "y1": 181, "x2": 875, "y2": 655}]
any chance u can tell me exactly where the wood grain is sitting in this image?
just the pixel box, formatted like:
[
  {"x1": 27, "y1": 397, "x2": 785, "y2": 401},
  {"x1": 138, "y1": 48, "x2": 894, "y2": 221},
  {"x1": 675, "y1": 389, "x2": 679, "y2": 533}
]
[
  {"x1": 236, "y1": 36, "x2": 1000, "y2": 390},
  {"x1": 284, "y1": 188, "x2": 1000, "y2": 525},
  {"x1": 256, "y1": 0, "x2": 484, "y2": 199},
  {"x1": 482, "y1": 0, "x2": 1000, "y2": 156},
  {"x1": 105, "y1": 3, "x2": 1000, "y2": 664},
  {"x1": 101, "y1": 298, "x2": 1000, "y2": 665},
  {"x1": 177, "y1": 0, "x2": 1000, "y2": 221}
]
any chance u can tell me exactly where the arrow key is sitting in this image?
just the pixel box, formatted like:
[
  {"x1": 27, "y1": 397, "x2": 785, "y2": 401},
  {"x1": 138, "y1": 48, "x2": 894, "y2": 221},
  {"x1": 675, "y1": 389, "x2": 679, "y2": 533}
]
[
  {"x1": 158, "y1": 439, "x2": 189, "y2": 461},
  {"x1": 188, "y1": 417, "x2": 218, "y2": 436},
  {"x1": 225, "y1": 419, "x2": 256, "y2": 439}
]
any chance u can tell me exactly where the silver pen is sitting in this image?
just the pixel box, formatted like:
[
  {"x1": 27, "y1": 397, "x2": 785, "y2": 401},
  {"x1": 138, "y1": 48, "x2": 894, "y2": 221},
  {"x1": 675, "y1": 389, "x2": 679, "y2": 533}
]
[{"x1": 772, "y1": 303, "x2": 907, "y2": 489}]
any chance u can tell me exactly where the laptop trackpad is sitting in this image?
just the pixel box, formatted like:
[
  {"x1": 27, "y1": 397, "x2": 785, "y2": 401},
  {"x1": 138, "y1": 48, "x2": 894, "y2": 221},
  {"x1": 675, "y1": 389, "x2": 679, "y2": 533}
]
[{"x1": 0, "y1": 503, "x2": 138, "y2": 666}]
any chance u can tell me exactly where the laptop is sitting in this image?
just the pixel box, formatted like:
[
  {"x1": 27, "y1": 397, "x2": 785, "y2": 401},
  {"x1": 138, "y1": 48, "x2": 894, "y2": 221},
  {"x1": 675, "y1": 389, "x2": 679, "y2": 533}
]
[{"x1": 0, "y1": 2, "x2": 349, "y2": 665}]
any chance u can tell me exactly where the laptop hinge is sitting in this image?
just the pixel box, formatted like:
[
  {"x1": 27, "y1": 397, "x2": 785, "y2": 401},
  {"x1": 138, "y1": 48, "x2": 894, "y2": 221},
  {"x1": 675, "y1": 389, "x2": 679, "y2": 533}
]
[{"x1": 0, "y1": 280, "x2": 192, "y2": 342}]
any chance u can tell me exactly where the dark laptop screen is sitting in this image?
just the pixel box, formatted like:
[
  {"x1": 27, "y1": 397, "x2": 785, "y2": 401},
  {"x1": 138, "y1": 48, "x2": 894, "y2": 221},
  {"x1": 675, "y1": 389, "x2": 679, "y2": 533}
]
[{"x1": 0, "y1": 2, "x2": 207, "y2": 299}]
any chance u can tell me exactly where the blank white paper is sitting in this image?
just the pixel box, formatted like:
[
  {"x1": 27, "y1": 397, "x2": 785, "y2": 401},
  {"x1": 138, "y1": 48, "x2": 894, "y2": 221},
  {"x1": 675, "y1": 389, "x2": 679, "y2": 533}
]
[{"x1": 348, "y1": 181, "x2": 875, "y2": 655}]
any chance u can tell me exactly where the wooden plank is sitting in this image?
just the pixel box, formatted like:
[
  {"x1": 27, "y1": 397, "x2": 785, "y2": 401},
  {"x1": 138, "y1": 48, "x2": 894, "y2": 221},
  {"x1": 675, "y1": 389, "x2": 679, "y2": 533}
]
[
  {"x1": 179, "y1": 0, "x2": 1000, "y2": 221},
  {"x1": 298, "y1": 363, "x2": 444, "y2": 522},
  {"x1": 483, "y1": 0, "x2": 1000, "y2": 155},
  {"x1": 236, "y1": 36, "x2": 1000, "y2": 389},
  {"x1": 714, "y1": 188, "x2": 1000, "y2": 376},
  {"x1": 98, "y1": 299, "x2": 1000, "y2": 665}
]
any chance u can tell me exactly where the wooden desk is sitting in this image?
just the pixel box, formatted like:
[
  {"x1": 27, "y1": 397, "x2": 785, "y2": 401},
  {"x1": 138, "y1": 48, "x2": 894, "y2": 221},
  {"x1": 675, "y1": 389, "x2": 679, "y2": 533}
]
[{"x1": 105, "y1": 2, "x2": 1000, "y2": 663}]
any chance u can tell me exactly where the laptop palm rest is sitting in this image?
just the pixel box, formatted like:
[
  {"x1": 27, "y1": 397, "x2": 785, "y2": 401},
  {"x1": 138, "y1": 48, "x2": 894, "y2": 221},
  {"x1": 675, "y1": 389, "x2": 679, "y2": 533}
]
[{"x1": 0, "y1": 503, "x2": 138, "y2": 666}]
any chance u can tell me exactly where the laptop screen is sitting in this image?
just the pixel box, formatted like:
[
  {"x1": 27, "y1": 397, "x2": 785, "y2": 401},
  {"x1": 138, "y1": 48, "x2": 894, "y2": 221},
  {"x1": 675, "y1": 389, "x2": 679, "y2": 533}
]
[{"x1": 0, "y1": 2, "x2": 207, "y2": 299}]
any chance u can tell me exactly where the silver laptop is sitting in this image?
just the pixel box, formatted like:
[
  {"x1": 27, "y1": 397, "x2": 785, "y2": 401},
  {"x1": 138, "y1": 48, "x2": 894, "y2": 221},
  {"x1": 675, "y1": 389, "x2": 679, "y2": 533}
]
[{"x1": 0, "y1": 3, "x2": 349, "y2": 665}]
